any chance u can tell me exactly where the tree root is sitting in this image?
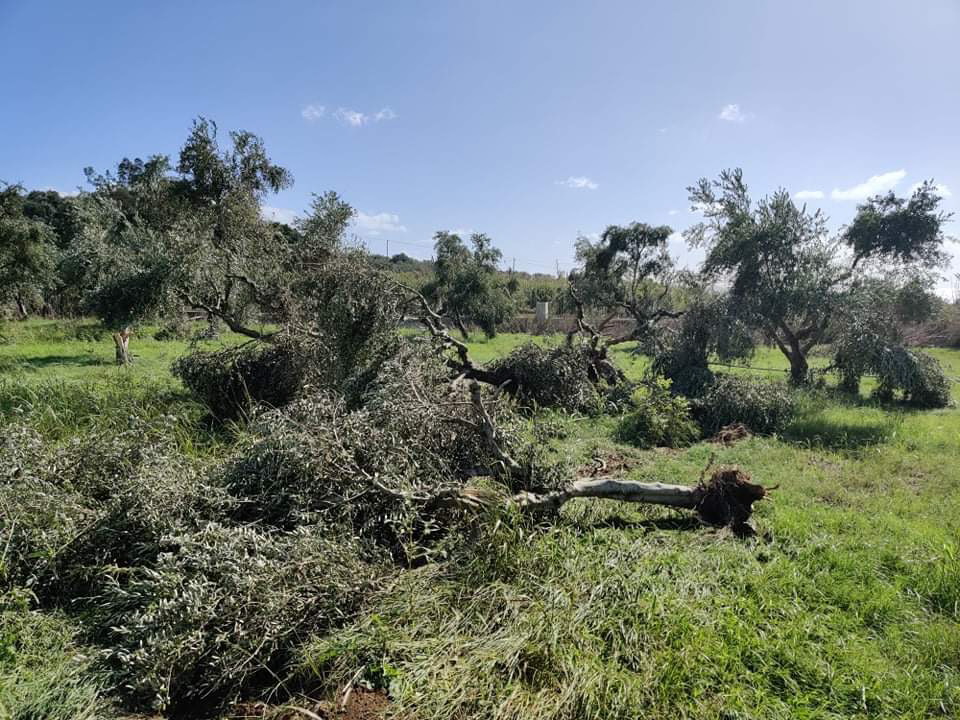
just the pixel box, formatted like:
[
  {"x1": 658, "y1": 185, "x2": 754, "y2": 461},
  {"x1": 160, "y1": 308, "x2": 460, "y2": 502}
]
[{"x1": 503, "y1": 466, "x2": 770, "y2": 535}]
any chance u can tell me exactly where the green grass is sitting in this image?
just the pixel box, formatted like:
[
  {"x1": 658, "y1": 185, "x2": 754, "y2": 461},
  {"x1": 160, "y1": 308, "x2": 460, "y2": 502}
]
[{"x1": 2, "y1": 319, "x2": 959, "y2": 718}]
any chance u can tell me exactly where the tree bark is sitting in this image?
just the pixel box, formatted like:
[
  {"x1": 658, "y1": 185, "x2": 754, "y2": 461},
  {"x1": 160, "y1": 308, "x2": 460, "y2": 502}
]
[
  {"x1": 513, "y1": 477, "x2": 700, "y2": 511},
  {"x1": 453, "y1": 312, "x2": 470, "y2": 341},
  {"x1": 15, "y1": 295, "x2": 28, "y2": 320},
  {"x1": 113, "y1": 328, "x2": 133, "y2": 365},
  {"x1": 787, "y1": 341, "x2": 808, "y2": 385}
]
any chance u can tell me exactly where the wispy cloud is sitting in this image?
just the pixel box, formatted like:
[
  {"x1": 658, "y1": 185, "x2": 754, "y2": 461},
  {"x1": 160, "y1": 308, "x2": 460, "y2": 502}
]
[
  {"x1": 261, "y1": 205, "x2": 298, "y2": 225},
  {"x1": 300, "y1": 104, "x2": 325, "y2": 121},
  {"x1": 668, "y1": 209, "x2": 681, "y2": 216},
  {"x1": 794, "y1": 190, "x2": 825, "y2": 200},
  {"x1": 330, "y1": 106, "x2": 398, "y2": 127},
  {"x1": 831, "y1": 169, "x2": 906, "y2": 200},
  {"x1": 335, "y1": 108, "x2": 369, "y2": 127},
  {"x1": 556, "y1": 176, "x2": 598, "y2": 190},
  {"x1": 718, "y1": 103, "x2": 749, "y2": 122},
  {"x1": 909, "y1": 181, "x2": 952, "y2": 198},
  {"x1": 355, "y1": 211, "x2": 407, "y2": 237}
]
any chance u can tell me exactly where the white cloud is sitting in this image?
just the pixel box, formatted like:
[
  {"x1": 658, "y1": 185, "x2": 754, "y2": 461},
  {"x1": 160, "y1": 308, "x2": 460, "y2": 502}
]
[
  {"x1": 908, "y1": 181, "x2": 952, "y2": 198},
  {"x1": 374, "y1": 107, "x2": 397, "y2": 122},
  {"x1": 556, "y1": 176, "x2": 598, "y2": 190},
  {"x1": 261, "y1": 205, "x2": 298, "y2": 225},
  {"x1": 668, "y1": 209, "x2": 681, "y2": 216},
  {"x1": 301, "y1": 104, "x2": 326, "y2": 121},
  {"x1": 335, "y1": 107, "x2": 369, "y2": 127},
  {"x1": 40, "y1": 186, "x2": 79, "y2": 197},
  {"x1": 831, "y1": 169, "x2": 906, "y2": 200},
  {"x1": 354, "y1": 211, "x2": 407, "y2": 236},
  {"x1": 794, "y1": 190, "x2": 825, "y2": 200},
  {"x1": 718, "y1": 103, "x2": 749, "y2": 122}
]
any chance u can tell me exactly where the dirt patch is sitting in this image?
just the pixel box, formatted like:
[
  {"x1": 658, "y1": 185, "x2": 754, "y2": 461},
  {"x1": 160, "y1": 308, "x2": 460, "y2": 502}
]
[
  {"x1": 710, "y1": 422, "x2": 751, "y2": 446},
  {"x1": 579, "y1": 449, "x2": 639, "y2": 477},
  {"x1": 228, "y1": 689, "x2": 390, "y2": 720}
]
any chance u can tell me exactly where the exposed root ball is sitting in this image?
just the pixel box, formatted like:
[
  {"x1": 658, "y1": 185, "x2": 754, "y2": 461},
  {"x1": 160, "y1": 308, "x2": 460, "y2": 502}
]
[{"x1": 695, "y1": 467, "x2": 769, "y2": 534}]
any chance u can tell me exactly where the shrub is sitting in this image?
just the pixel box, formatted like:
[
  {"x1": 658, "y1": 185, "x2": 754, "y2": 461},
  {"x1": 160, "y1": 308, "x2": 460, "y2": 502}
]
[
  {"x1": 650, "y1": 298, "x2": 754, "y2": 398},
  {"x1": 691, "y1": 374, "x2": 796, "y2": 435},
  {"x1": 617, "y1": 377, "x2": 700, "y2": 448},
  {"x1": 96, "y1": 522, "x2": 386, "y2": 713},
  {"x1": 152, "y1": 316, "x2": 193, "y2": 341},
  {"x1": 172, "y1": 338, "x2": 309, "y2": 420},
  {"x1": 873, "y1": 347, "x2": 951, "y2": 408}
]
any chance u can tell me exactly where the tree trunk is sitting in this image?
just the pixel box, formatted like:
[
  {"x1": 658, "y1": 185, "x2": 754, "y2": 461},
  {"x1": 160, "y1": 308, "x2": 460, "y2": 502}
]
[
  {"x1": 502, "y1": 467, "x2": 771, "y2": 535},
  {"x1": 113, "y1": 328, "x2": 133, "y2": 365},
  {"x1": 15, "y1": 295, "x2": 28, "y2": 320},
  {"x1": 514, "y1": 477, "x2": 700, "y2": 511},
  {"x1": 454, "y1": 313, "x2": 470, "y2": 341},
  {"x1": 787, "y1": 345, "x2": 808, "y2": 385}
]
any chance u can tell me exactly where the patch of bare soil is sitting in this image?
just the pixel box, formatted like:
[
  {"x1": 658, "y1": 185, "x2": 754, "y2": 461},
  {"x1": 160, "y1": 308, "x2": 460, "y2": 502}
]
[
  {"x1": 579, "y1": 449, "x2": 639, "y2": 477},
  {"x1": 228, "y1": 689, "x2": 390, "y2": 720}
]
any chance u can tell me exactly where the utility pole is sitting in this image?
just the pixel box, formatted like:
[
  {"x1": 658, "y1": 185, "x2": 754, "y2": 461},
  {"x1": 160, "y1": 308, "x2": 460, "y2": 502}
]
[{"x1": 386, "y1": 237, "x2": 389, "y2": 257}]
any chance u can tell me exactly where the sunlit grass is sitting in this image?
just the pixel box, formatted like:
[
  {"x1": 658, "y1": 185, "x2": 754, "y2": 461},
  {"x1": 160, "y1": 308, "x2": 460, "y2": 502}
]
[{"x1": 2, "y1": 318, "x2": 958, "y2": 718}]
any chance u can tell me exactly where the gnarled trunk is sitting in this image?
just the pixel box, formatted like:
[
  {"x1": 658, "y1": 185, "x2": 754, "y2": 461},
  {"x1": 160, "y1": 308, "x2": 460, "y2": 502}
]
[
  {"x1": 15, "y1": 295, "x2": 28, "y2": 320},
  {"x1": 113, "y1": 328, "x2": 133, "y2": 365},
  {"x1": 787, "y1": 347, "x2": 808, "y2": 385}
]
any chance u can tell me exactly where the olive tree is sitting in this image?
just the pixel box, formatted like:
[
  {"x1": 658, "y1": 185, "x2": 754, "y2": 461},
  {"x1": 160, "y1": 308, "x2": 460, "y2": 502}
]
[
  {"x1": 569, "y1": 222, "x2": 683, "y2": 346},
  {"x1": 426, "y1": 231, "x2": 515, "y2": 339},
  {"x1": 81, "y1": 118, "x2": 295, "y2": 363},
  {"x1": 687, "y1": 169, "x2": 949, "y2": 383},
  {"x1": 0, "y1": 183, "x2": 57, "y2": 319}
]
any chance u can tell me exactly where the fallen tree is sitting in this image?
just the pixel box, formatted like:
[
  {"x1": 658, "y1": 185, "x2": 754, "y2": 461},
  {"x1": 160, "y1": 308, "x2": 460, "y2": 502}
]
[{"x1": 400, "y1": 282, "x2": 627, "y2": 412}]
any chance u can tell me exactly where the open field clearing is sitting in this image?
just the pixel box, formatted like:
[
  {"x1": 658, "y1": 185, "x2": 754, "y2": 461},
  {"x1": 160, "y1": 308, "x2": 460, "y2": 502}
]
[{"x1": 2, "y1": 320, "x2": 958, "y2": 719}]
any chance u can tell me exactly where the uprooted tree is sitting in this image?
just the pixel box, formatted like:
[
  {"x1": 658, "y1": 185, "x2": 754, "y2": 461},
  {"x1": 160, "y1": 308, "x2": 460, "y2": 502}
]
[{"x1": 687, "y1": 169, "x2": 950, "y2": 384}]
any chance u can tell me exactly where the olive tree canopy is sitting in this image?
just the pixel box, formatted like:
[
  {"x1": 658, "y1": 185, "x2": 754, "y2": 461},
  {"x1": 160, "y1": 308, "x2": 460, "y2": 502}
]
[
  {"x1": 80, "y1": 119, "x2": 304, "y2": 361},
  {"x1": 0, "y1": 183, "x2": 57, "y2": 318},
  {"x1": 425, "y1": 231, "x2": 515, "y2": 339},
  {"x1": 569, "y1": 222, "x2": 683, "y2": 346},
  {"x1": 687, "y1": 169, "x2": 949, "y2": 383}
]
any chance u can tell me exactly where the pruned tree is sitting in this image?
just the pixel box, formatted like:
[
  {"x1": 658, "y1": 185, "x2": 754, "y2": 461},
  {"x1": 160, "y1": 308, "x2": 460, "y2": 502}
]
[
  {"x1": 569, "y1": 222, "x2": 683, "y2": 346},
  {"x1": 80, "y1": 118, "x2": 297, "y2": 363},
  {"x1": 687, "y1": 169, "x2": 949, "y2": 384},
  {"x1": 425, "y1": 231, "x2": 515, "y2": 339}
]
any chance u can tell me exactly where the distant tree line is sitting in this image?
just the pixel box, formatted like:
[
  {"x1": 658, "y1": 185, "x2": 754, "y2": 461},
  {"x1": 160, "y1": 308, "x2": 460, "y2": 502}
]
[{"x1": 1, "y1": 117, "x2": 954, "y2": 383}]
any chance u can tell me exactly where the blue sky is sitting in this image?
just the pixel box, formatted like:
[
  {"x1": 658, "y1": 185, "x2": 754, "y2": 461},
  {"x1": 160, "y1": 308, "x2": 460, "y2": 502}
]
[{"x1": 2, "y1": 0, "x2": 958, "y2": 291}]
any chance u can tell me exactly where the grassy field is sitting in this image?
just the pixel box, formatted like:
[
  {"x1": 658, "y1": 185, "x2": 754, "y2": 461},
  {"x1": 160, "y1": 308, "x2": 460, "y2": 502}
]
[{"x1": 1, "y1": 320, "x2": 959, "y2": 719}]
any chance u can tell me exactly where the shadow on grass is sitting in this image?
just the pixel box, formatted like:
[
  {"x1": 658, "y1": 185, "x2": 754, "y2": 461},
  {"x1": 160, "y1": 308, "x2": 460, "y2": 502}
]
[
  {"x1": 783, "y1": 412, "x2": 900, "y2": 450},
  {"x1": 584, "y1": 515, "x2": 702, "y2": 532},
  {"x1": 15, "y1": 354, "x2": 107, "y2": 370}
]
